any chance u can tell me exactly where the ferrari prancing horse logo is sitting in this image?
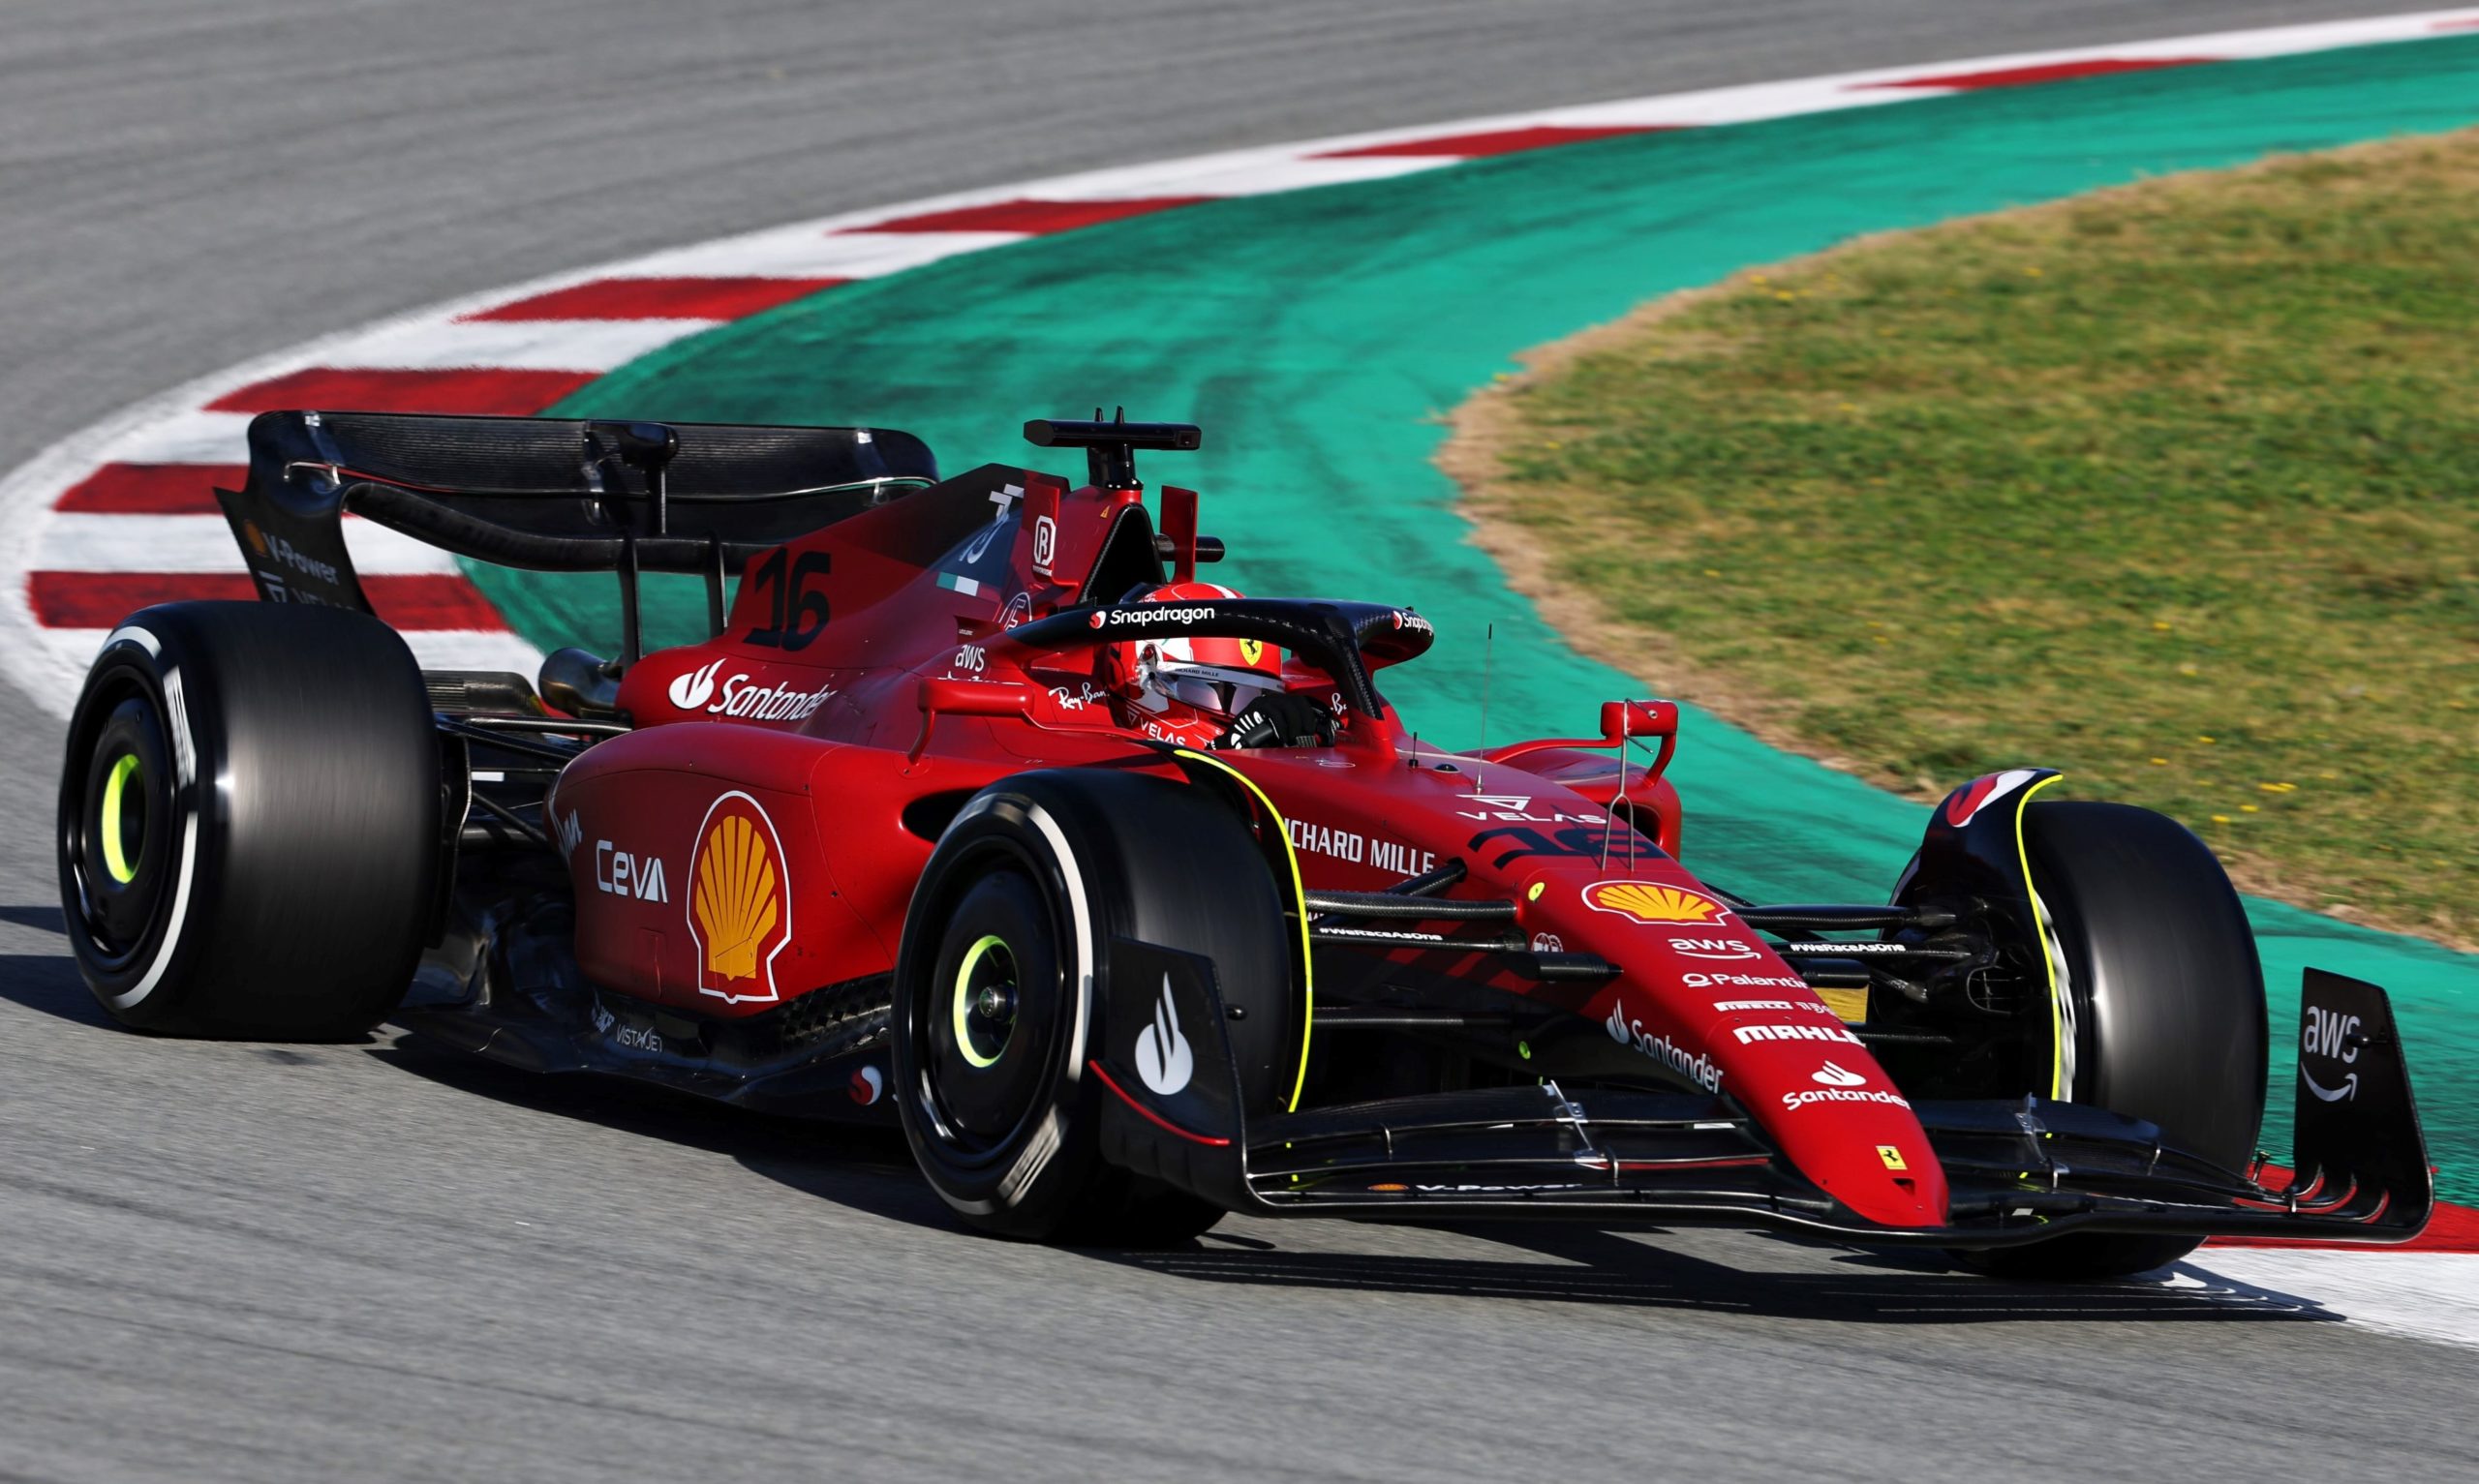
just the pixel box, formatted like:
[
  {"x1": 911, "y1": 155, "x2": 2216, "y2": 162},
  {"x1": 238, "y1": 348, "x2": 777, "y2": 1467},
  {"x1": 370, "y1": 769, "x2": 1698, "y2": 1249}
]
[{"x1": 687, "y1": 791, "x2": 792, "y2": 1004}]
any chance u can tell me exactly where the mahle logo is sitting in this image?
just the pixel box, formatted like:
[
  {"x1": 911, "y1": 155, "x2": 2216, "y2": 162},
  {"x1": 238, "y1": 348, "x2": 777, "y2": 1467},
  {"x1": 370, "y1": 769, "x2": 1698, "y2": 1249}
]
[{"x1": 687, "y1": 792, "x2": 792, "y2": 1004}]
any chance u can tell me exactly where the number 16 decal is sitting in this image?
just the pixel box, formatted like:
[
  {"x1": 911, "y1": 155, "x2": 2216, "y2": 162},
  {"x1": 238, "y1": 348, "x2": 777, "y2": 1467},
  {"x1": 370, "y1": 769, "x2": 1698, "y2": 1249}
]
[{"x1": 746, "y1": 549, "x2": 831, "y2": 651}]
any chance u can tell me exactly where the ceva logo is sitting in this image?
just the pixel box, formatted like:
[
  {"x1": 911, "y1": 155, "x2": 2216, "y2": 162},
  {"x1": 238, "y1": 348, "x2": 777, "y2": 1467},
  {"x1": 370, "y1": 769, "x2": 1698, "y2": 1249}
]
[
  {"x1": 1135, "y1": 976, "x2": 1193, "y2": 1096},
  {"x1": 669, "y1": 658, "x2": 724, "y2": 711}
]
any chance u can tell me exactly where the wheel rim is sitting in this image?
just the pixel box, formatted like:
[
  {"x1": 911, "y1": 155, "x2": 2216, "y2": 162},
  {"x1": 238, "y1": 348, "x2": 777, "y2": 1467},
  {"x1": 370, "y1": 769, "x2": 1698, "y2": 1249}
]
[
  {"x1": 65, "y1": 685, "x2": 178, "y2": 961},
  {"x1": 99, "y1": 753, "x2": 145, "y2": 886},
  {"x1": 916, "y1": 861, "x2": 1066, "y2": 1155},
  {"x1": 950, "y1": 934, "x2": 1018, "y2": 1070}
]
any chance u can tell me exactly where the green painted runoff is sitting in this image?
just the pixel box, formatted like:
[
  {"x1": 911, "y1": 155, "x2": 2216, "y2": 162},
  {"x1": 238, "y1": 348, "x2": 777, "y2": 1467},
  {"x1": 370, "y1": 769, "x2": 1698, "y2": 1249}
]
[{"x1": 532, "y1": 34, "x2": 2479, "y2": 1193}]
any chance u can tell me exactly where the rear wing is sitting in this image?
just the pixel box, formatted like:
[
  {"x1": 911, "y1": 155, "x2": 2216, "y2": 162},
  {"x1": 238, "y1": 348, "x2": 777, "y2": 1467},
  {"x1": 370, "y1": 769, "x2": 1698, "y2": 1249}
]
[{"x1": 213, "y1": 410, "x2": 938, "y2": 648}]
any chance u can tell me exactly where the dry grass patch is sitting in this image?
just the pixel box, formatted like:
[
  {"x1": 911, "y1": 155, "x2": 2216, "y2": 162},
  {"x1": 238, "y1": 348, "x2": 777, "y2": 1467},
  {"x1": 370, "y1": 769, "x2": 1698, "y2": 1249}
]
[{"x1": 1446, "y1": 129, "x2": 2479, "y2": 947}]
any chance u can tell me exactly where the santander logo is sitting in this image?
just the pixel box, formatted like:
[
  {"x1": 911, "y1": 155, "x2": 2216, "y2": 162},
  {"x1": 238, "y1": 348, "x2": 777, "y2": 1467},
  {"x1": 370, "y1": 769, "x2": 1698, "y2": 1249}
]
[
  {"x1": 1780, "y1": 1059, "x2": 1913, "y2": 1113},
  {"x1": 669, "y1": 658, "x2": 723, "y2": 711}
]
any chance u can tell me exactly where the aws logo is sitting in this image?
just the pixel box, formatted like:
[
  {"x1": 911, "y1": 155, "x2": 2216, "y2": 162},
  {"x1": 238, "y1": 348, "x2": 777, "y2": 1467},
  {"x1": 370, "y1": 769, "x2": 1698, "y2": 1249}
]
[
  {"x1": 1582, "y1": 881, "x2": 1731, "y2": 926},
  {"x1": 687, "y1": 791, "x2": 791, "y2": 1004}
]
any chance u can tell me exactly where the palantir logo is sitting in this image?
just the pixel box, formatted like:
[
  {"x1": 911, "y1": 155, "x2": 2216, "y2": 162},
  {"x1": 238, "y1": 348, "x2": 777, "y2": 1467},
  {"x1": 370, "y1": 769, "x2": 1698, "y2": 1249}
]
[
  {"x1": 668, "y1": 658, "x2": 724, "y2": 711},
  {"x1": 1135, "y1": 975, "x2": 1193, "y2": 1096}
]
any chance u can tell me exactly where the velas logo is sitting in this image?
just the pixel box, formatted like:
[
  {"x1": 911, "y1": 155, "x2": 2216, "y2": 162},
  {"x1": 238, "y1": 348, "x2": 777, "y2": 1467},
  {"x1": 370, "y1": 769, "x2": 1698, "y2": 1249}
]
[
  {"x1": 687, "y1": 791, "x2": 792, "y2": 1004},
  {"x1": 669, "y1": 658, "x2": 723, "y2": 711},
  {"x1": 1584, "y1": 881, "x2": 1732, "y2": 925}
]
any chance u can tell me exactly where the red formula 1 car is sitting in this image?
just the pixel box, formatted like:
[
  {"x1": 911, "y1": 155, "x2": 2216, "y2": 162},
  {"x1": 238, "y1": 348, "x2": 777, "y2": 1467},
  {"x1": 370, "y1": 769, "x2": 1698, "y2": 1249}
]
[{"x1": 56, "y1": 409, "x2": 2433, "y2": 1278}]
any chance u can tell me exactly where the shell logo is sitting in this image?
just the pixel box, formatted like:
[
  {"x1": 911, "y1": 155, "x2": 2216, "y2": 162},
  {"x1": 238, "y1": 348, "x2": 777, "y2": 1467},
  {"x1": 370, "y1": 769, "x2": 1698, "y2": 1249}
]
[
  {"x1": 1582, "y1": 880, "x2": 1732, "y2": 926},
  {"x1": 687, "y1": 791, "x2": 792, "y2": 1003}
]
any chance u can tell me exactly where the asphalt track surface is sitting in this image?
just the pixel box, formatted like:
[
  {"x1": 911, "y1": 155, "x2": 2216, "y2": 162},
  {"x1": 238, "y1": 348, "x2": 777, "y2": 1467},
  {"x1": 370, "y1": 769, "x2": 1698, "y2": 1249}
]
[{"x1": 5, "y1": 5, "x2": 2477, "y2": 1480}]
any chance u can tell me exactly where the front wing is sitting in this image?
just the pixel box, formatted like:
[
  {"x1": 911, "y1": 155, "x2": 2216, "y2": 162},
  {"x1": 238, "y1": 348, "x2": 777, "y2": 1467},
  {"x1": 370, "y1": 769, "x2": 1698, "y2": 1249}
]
[{"x1": 1096, "y1": 943, "x2": 2433, "y2": 1248}]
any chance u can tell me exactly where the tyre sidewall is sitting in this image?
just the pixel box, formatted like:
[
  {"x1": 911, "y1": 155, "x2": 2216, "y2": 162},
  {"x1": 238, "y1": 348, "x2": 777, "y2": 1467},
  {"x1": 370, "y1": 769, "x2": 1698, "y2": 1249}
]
[
  {"x1": 893, "y1": 787, "x2": 1109, "y2": 1233},
  {"x1": 57, "y1": 631, "x2": 210, "y2": 1026},
  {"x1": 1961, "y1": 800, "x2": 2267, "y2": 1279},
  {"x1": 891, "y1": 769, "x2": 1295, "y2": 1241},
  {"x1": 54, "y1": 603, "x2": 442, "y2": 1039}
]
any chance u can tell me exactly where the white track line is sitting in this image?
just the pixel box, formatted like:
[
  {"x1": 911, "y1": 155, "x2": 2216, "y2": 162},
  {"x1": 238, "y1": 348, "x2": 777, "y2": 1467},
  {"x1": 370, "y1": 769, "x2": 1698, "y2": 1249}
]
[{"x1": 2180, "y1": 1251, "x2": 2479, "y2": 1352}]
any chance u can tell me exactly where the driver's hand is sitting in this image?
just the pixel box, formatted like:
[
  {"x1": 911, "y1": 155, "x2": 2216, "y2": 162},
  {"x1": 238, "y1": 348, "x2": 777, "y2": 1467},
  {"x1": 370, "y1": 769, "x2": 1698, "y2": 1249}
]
[{"x1": 1213, "y1": 691, "x2": 1336, "y2": 750}]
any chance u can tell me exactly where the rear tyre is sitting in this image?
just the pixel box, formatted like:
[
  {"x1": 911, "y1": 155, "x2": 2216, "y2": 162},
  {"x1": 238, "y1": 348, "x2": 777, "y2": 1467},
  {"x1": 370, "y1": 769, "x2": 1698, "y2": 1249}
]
[
  {"x1": 1956, "y1": 800, "x2": 2266, "y2": 1281},
  {"x1": 55, "y1": 602, "x2": 442, "y2": 1039},
  {"x1": 891, "y1": 770, "x2": 1297, "y2": 1246}
]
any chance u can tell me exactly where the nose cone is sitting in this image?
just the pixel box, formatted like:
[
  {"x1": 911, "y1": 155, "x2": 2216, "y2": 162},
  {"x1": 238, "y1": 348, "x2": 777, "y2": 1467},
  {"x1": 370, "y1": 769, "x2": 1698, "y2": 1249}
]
[
  {"x1": 1771, "y1": 1098, "x2": 1950, "y2": 1227},
  {"x1": 1521, "y1": 868, "x2": 1954, "y2": 1229}
]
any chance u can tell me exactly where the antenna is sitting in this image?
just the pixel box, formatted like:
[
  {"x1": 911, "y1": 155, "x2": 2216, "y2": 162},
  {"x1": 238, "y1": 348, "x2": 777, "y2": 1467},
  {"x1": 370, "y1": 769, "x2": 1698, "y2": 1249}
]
[
  {"x1": 1474, "y1": 622, "x2": 1493, "y2": 794},
  {"x1": 1600, "y1": 702, "x2": 1633, "y2": 872}
]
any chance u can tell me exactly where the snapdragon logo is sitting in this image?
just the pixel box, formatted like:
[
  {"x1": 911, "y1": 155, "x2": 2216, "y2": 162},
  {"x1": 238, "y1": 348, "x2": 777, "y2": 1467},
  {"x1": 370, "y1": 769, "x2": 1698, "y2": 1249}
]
[{"x1": 1604, "y1": 1001, "x2": 1723, "y2": 1093}]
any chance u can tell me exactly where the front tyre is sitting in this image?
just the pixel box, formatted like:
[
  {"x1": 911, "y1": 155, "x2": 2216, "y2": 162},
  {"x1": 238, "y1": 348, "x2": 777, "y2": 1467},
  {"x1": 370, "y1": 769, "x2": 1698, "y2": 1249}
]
[
  {"x1": 891, "y1": 769, "x2": 1296, "y2": 1246},
  {"x1": 1960, "y1": 800, "x2": 2266, "y2": 1280},
  {"x1": 56, "y1": 602, "x2": 442, "y2": 1039}
]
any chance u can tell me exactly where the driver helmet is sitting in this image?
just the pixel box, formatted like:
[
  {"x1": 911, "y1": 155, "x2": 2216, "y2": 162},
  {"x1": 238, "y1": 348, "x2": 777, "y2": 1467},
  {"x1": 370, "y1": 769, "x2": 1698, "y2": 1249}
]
[{"x1": 1107, "y1": 581, "x2": 1282, "y2": 744}]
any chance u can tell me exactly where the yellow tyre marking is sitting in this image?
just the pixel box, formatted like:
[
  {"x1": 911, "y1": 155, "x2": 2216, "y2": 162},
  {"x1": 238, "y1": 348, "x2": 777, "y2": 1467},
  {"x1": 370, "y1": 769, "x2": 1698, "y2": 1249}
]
[{"x1": 1174, "y1": 748, "x2": 1315, "y2": 1111}]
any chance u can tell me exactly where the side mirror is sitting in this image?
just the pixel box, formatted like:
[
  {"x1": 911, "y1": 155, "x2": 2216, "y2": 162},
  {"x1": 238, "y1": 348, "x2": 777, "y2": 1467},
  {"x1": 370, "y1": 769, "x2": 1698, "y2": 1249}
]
[{"x1": 1601, "y1": 699, "x2": 1678, "y2": 742}]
